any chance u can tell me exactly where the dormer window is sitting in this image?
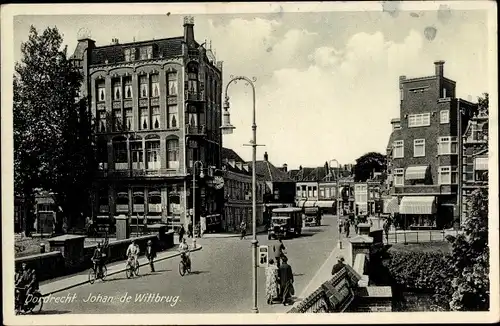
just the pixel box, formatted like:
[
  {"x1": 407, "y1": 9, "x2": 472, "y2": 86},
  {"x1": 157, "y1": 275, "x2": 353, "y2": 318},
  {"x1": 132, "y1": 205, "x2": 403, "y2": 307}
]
[
  {"x1": 139, "y1": 46, "x2": 153, "y2": 60},
  {"x1": 124, "y1": 49, "x2": 130, "y2": 62}
]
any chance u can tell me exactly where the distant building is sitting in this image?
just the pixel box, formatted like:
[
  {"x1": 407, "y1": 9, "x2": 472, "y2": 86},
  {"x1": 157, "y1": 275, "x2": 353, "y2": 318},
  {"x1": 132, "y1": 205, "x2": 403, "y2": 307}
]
[
  {"x1": 70, "y1": 16, "x2": 224, "y2": 230},
  {"x1": 461, "y1": 107, "x2": 488, "y2": 222},
  {"x1": 386, "y1": 61, "x2": 477, "y2": 229},
  {"x1": 221, "y1": 147, "x2": 265, "y2": 232}
]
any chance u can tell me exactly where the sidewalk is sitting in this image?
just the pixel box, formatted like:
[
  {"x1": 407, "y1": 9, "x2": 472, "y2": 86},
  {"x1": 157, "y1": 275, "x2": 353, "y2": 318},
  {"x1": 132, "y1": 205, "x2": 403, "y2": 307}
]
[
  {"x1": 291, "y1": 236, "x2": 351, "y2": 309},
  {"x1": 40, "y1": 244, "x2": 202, "y2": 296},
  {"x1": 201, "y1": 225, "x2": 268, "y2": 239}
]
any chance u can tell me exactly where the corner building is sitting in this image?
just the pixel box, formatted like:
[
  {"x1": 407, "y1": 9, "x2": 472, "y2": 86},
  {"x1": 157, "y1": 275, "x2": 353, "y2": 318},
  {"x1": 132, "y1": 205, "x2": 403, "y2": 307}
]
[
  {"x1": 387, "y1": 61, "x2": 477, "y2": 229},
  {"x1": 71, "y1": 17, "x2": 224, "y2": 228}
]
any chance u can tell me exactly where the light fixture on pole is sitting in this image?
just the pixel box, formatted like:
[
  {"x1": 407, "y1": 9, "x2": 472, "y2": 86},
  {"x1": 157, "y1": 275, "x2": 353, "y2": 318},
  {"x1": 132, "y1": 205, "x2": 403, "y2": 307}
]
[
  {"x1": 221, "y1": 75, "x2": 261, "y2": 314},
  {"x1": 192, "y1": 160, "x2": 204, "y2": 240}
]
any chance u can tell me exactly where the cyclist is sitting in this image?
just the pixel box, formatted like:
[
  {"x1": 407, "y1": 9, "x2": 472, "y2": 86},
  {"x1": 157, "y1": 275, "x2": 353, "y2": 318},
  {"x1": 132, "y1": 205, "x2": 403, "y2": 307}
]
[
  {"x1": 92, "y1": 242, "x2": 104, "y2": 277},
  {"x1": 126, "y1": 240, "x2": 140, "y2": 271},
  {"x1": 178, "y1": 238, "x2": 191, "y2": 270}
]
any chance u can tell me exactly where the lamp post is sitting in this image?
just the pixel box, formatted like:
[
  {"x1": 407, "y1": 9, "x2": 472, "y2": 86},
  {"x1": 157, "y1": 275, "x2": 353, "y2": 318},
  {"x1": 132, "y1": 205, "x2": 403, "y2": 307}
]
[
  {"x1": 192, "y1": 160, "x2": 205, "y2": 239},
  {"x1": 221, "y1": 75, "x2": 260, "y2": 314}
]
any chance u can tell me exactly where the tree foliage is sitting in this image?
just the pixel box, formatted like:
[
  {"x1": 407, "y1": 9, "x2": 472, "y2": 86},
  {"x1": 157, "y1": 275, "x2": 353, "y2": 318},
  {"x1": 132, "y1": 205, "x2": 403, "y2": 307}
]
[
  {"x1": 448, "y1": 188, "x2": 489, "y2": 311},
  {"x1": 353, "y1": 152, "x2": 387, "y2": 182},
  {"x1": 14, "y1": 26, "x2": 96, "y2": 234}
]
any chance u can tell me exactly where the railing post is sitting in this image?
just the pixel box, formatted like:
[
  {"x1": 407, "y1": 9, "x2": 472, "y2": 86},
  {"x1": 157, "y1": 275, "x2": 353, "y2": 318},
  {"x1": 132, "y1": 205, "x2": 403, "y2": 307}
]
[{"x1": 416, "y1": 230, "x2": 419, "y2": 243}]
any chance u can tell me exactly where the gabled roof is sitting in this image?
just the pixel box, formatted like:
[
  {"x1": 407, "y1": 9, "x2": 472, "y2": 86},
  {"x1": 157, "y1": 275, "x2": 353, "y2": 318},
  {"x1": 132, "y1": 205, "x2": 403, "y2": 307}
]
[
  {"x1": 91, "y1": 36, "x2": 184, "y2": 66},
  {"x1": 253, "y1": 160, "x2": 293, "y2": 182},
  {"x1": 221, "y1": 147, "x2": 245, "y2": 163}
]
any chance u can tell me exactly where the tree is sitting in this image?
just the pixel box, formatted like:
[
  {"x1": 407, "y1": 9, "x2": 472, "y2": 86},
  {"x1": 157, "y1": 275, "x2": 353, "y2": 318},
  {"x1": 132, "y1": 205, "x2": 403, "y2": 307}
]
[
  {"x1": 477, "y1": 93, "x2": 489, "y2": 115},
  {"x1": 353, "y1": 152, "x2": 387, "y2": 182},
  {"x1": 14, "y1": 26, "x2": 96, "y2": 234},
  {"x1": 448, "y1": 188, "x2": 489, "y2": 311}
]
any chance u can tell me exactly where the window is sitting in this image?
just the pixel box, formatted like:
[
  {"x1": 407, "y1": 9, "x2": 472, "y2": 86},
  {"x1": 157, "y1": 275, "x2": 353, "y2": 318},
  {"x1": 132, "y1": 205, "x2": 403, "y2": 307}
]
[
  {"x1": 96, "y1": 81, "x2": 105, "y2": 102},
  {"x1": 112, "y1": 109, "x2": 122, "y2": 131},
  {"x1": 98, "y1": 110, "x2": 106, "y2": 133},
  {"x1": 166, "y1": 139, "x2": 179, "y2": 169},
  {"x1": 188, "y1": 66, "x2": 198, "y2": 93},
  {"x1": 124, "y1": 78, "x2": 133, "y2": 99},
  {"x1": 139, "y1": 46, "x2": 152, "y2": 60},
  {"x1": 442, "y1": 88, "x2": 447, "y2": 98},
  {"x1": 146, "y1": 141, "x2": 160, "y2": 170},
  {"x1": 167, "y1": 105, "x2": 178, "y2": 129},
  {"x1": 124, "y1": 49, "x2": 131, "y2": 62},
  {"x1": 131, "y1": 141, "x2": 143, "y2": 169},
  {"x1": 150, "y1": 74, "x2": 160, "y2": 97},
  {"x1": 301, "y1": 185, "x2": 306, "y2": 198},
  {"x1": 413, "y1": 139, "x2": 425, "y2": 157},
  {"x1": 113, "y1": 138, "x2": 128, "y2": 169},
  {"x1": 112, "y1": 80, "x2": 121, "y2": 100},
  {"x1": 152, "y1": 106, "x2": 160, "y2": 129},
  {"x1": 393, "y1": 122, "x2": 401, "y2": 130},
  {"x1": 438, "y1": 166, "x2": 458, "y2": 184},
  {"x1": 139, "y1": 76, "x2": 148, "y2": 98},
  {"x1": 393, "y1": 140, "x2": 404, "y2": 158},
  {"x1": 438, "y1": 136, "x2": 458, "y2": 155},
  {"x1": 394, "y1": 169, "x2": 404, "y2": 186},
  {"x1": 140, "y1": 107, "x2": 148, "y2": 130},
  {"x1": 125, "y1": 108, "x2": 133, "y2": 131},
  {"x1": 408, "y1": 113, "x2": 431, "y2": 127},
  {"x1": 167, "y1": 73, "x2": 177, "y2": 96},
  {"x1": 313, "y1": 186, "x2": 317, "y2": 198},
  {"x1": 320, "y1": 188, "x2": 325, "y2": 198},
  {"x1": 296, "y1": 186, "x2": 301, "y2": 197},
  {"x1": 440, "y1": 110, "x2": 449, "y2": 124},
  {"x1": 400, "y1": 89, "x2": 404, "y2": 101},
  {"x1": 188, "y1": 113, "x2": 198, "y2": 126}
]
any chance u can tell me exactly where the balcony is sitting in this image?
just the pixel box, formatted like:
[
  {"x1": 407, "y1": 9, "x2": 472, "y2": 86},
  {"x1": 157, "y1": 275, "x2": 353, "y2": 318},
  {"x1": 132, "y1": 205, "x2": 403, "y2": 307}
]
[
  {"x1": 391, "y1": 184, "x2": 457, "y2": 195},
  {"x1": 186, "y1": 124, "x2": 206, "y2": 136},
  {"x1": 102, "y1": 168, "x2": 184, "y2": 179}
]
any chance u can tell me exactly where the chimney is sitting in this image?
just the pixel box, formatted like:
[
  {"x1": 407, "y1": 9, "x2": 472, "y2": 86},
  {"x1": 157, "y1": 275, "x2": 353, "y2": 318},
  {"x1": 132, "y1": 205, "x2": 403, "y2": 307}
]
[
  {"x1": 111, "y1": 38, "x2": 119, "y2": 45},
  {"x1": 264, "y1": 152, "x2": 268, "y2": 161},
  {"x1": 183, "y1": 16, "x2": 195, "y2": 48},
  {"x1": 282, "y1": 163, "x2": 288, "y2": 172},
  {"x1": 434, "y1": 60, "x2": 445, "y2": 77},
  {"x1": 399, "y1": 75, "x2": 407, "y2": 82}
]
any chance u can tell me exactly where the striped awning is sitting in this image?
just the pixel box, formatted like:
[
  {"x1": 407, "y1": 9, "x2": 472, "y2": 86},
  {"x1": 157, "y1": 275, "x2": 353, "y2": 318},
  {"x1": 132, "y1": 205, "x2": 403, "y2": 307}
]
[
  {"x1": 399, "y1": 196, "x2": 436, "y2": 215},
  {"x1": 405, "y1": 166, "x2": 428, "y2": 180},
  {"x1": 383, "y1": 197, "x2": 399, "y2": 214},
  {"x1": 316, "y1": 200, "x2": 335, "y2": 208},
  {"x1": 297, "y1": 200, "x2": 307, "y2": 208},
  {"x1": 304, "y1": 200, "x2": 317, "y2": 208},
  {"x1": 475, "y1": 157, "x2": 488, "y2": 170}
]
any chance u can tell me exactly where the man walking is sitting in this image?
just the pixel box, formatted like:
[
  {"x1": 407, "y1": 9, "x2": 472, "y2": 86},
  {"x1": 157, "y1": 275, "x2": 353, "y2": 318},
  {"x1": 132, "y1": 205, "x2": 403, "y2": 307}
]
[
  {"x1": 338, "y1": 217, "x2": 343, "y2": 236},
  {"x1": 344, "y1": 219, "x2": 351, "y2": 237},
  {"x1": 273, "y1": 238, "x2": 286, "y2": 268},
  {"x1": 145, "y1": 240, "x2": 157, "y2": 273},
  {"x1": 240, "y1": 220, "x2": 247, "y2": 240},
  {"x1": 278, "y1": 256, "x2": 294, "y2": 306},
  {"x1": 178, "y1": 225, "x2": 186, "y2": 243}
]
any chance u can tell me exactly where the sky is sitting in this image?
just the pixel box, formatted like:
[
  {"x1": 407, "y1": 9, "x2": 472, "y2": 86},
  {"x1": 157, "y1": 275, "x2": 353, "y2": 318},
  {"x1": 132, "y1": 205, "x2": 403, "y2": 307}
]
[{"x1": 11, "y1": 3, "x2": 492, "y2": 170}]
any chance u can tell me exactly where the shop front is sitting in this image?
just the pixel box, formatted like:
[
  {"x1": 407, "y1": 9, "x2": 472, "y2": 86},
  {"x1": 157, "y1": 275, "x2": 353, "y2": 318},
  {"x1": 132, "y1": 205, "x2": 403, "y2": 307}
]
[{"x1": 398, "y1": 196, "x2": 437, "y2": 230}]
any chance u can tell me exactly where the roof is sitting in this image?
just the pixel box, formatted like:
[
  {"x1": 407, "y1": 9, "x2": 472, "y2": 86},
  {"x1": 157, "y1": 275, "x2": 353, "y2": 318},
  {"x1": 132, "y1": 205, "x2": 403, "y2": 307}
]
[
  {"x1": 221, "y1": 147, "x2": 245, "y2": 163},
  {"x1": 90, "y1": 36, "x2": 184, "y2": 66},
  {"x1": 253, "y1": 160, "x2": 293, "y2": 182},
  {"x1": 289, "y1": 166, "x2": 351, "y2": 182}
]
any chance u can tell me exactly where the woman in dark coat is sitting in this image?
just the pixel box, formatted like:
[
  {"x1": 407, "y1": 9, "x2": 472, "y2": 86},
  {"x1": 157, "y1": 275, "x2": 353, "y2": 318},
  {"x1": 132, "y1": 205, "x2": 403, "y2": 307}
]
[{"x1": 278, "y1": 256, "x2": 294, "y2": 306}]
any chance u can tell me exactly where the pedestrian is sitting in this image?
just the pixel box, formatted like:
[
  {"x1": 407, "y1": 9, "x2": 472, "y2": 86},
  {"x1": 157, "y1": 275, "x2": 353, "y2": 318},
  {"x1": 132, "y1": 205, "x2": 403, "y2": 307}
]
[
  {"x1": 178, "y1": 225, "x2": 186, "y2": 243},
  {"x1": 273, "y1": 238, "x2": 286, "y2": 268},
  {"x1": 265, "y1": 259, "x2": 279, "y2": 305},
  {"x1": 338, "y1": 217, "x2": 343, "y2": 236},
  {"x1": 200, "y1": 215, "x2": 206, "y2": 238},
  {"x1": 146, "y1": 240, "x2": 157, "y2": 272},
  {"x1": 331, "y1": 256, "x2": 345, "y2": 276},
  {"x1": 240, "y1": 220, "x2": 247, "y2": 240},
  {"x1": 354, "y1": 216, "x2": 359, "y2": 235},
  {"x1": 344, "y1": 219, "x2": 350, "y2": 237},
  {"x1": 278, "y1": 256, "x2": 294, "y2": 306},
  {"x1": 383, "y1": 219, "x2": 390, "y2": 244},
  {"x1": 187, "y1": 221, "x2": 193, "y2": 238}
]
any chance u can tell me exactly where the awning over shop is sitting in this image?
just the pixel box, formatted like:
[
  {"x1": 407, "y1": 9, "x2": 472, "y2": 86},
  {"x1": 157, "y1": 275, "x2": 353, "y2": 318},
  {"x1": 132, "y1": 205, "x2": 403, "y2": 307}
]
[
  {"x1": 297, "y1": 200, "x2": 307, "y2": 208},
  {"x1": 475, "y1": 157, "x2": 488, "y2": 170},
  {"x1": 383, "y1": 197, "x2": 399, "y2": 214},
  {"x1": 316, "y1": 200, "x2": 335, "y2": 208},
  {"x1": 304, "y1": 200, "x2": 317, "y2": 208},
  {"x1": 405, "y1": 166, "x2": 428, "y2": 180},
  {"x1": 399, "y1": 196, "x2": 436, "y2": 215}
]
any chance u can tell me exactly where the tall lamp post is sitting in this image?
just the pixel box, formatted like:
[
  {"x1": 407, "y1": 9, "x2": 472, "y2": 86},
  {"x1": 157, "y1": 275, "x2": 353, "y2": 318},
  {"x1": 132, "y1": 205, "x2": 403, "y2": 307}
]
[
  {"x1": 192, "y1": 160, "x2": 205, "y2": 238},
  {"x1": 221, "y1": 75, "x2": 260, "y2": 314}
]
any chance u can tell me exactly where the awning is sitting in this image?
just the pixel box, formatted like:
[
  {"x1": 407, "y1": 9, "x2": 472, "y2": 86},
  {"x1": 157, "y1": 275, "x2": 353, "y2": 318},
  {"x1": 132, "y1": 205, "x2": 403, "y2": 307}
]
[
  {"x1": 399, "y1": 196, "x2": 436, "y2": 215},
  {"x1": 383, "y1": 197, "x2": 399, "y2": 214},
  {"x1": 297, "y1": 200, "x2": 307, "y2": 208},
  {"x1": 304, "y1": 200, "x2": 317, "y2": 208},
  {"x1": 316, "y1": 200, "x2": 335, "y2": 208},
  {"x1": 405, "y1": 166, "x2": 428, "y2": 180},
  {"x1": 475, "y1": 157, "x2": 488, "y2": 170}
]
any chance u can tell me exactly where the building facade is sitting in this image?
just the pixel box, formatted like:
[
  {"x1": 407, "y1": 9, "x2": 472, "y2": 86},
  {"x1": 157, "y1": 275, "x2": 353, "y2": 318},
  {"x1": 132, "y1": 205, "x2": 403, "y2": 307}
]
[
  {"x1": 354, "y1": 181, "x2": 382, "y2": 216},
  {"x1": 71, "y1": 16, "x2": 224, "y2": 229},
  {"x1": 221, "y1": 148, "x2": 264, "y2": 232},
  {"x1": 461, "y1": 108, "x2": 488, "y2": 222},
  {"x1": 386, "y1": 61, "x2": 477, "y2": 229}
]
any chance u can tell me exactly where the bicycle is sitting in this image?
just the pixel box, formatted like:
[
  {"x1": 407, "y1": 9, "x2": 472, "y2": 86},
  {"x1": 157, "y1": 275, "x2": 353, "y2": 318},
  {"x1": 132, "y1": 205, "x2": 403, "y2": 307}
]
[
  {"x1": 178, "y1": 253, "x2": 191, "y2": 276},
  {"x1": 15, "y1": 286, "x2": 43, "y2": 314},
  {"x1": 88, "y1": 260, "x2": 108, "y2": 284},
  {"x1": 126, "y1": 256, "x2": 140, "y2": 278}
]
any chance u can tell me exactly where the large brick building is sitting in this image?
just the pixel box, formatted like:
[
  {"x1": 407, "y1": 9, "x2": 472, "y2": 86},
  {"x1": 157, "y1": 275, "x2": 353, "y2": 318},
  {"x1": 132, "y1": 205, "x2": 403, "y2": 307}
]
[
  {"x1": 70, "y1": 16, "x2": 224, "y2": 229},
  {"x1": 386, "y1": 61, "x2": 477, "y2": 229},
  {"x1": 461, "y1": 107, "x2": 488, "y2": 222}
]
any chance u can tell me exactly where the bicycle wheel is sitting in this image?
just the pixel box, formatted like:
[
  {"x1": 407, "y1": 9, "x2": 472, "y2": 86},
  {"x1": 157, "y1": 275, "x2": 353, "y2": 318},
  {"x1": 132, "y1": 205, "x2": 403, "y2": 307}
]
[
  {"x1": 32, "y1": 292, "x2": 43, "y2": 314},
  {"x1": 134, "y1": 264, "x2": 140, "y2": 276},
  {"x1": 178, "y1": 261, "x2": 185, "y2": 276},
  {"x1": 88, "y1": 269, "x2": 96, "y2": 284},
  {"x1": 100, "y1": 265, "x2": 108, "y2": 280},
  {"x1": 126, "y1": 265, "x2": 132, "y2": 279}
]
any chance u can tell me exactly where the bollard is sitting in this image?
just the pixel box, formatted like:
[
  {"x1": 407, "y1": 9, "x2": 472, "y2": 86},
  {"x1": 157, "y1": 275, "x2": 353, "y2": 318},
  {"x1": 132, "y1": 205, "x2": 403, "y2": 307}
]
[
  {"x1": 192, "y1": 238, "x2": 197, "y2": 249},
  {"x1": 338, "y1": 239, "x2": 342, "y2": 249},
  {"x1": 39, "y1": 243, "x2": 46, "y2": 254}
]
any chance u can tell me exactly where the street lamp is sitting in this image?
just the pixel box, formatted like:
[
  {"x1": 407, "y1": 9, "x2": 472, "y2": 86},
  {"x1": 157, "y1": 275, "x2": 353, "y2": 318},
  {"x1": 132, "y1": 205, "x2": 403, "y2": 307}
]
[
  {"x1": 192, "y1": 160, "x2": 204, "y2": 239},
  {"x1": 221, "y1": 75, "x2": 260, "y2": 314}
]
